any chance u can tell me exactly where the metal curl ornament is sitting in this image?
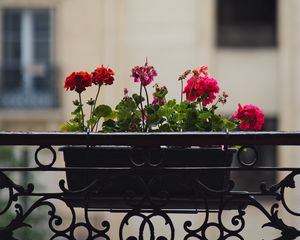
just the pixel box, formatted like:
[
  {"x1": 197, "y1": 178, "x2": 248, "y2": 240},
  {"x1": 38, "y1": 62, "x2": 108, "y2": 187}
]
[
  {"x1": 119, "y1": 209, "x2": 175, "y2": 240},
  {"x1": 128, "y1": 147, "x2": 165, "y2": 167},
  {"x1": 34, "y1": 145, "x2": 57, "y2": 168},
  {"x1": 237, "y1": 146, "x2": 258, "y2": 168}
]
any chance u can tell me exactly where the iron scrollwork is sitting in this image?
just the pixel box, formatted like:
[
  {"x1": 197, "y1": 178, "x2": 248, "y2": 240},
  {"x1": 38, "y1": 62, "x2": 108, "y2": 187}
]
[{"x1": 0, "y1": 141, "x2": 300, "y2": 239}]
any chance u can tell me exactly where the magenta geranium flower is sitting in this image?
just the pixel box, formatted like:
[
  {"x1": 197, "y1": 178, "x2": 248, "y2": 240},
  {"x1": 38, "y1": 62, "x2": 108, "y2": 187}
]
[
  {"x1": 183, "y1": 76, "x2": 220, "y2": 105},
  {"x1": 130, "y1": 62, "x2": 157, "y2": 86},
  {"x1": 232, "y1": 104, "x2": 265, "y2": 131}
]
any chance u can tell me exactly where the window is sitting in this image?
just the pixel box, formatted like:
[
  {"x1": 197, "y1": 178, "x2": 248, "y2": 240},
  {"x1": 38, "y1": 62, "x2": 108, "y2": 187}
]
[
  {"x1": 217, "y1": 0, "x2": 277, "y2": 47},
  {"x1": 0, "y1": 9, "x2": 56, "y2": 109}
]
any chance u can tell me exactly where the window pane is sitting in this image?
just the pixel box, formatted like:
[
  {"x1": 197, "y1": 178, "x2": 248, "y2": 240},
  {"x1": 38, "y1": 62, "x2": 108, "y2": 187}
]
[
  {"x1": 3, "y1": 10, "x2": 21, "y2": 64},
  {"x1": 217, "y1": 0, "x2": 277, "y2": 47},
  {"x1": 3, "y1": 9, "x2": 21, "y2": 37},
  {"x1": 33, "y1": 66, "x2": 53, "y2": 91},
  {"x1": 33, "y1": 10, "x2": 50, "y2": 39},
  {"x1": 2, "y1": 10, "x2": 22, "y2": 92},
  {"x1": 34, "y1": 41, "x2": 49, "y2": 63},
  {"x1": 1, "y1": 66, "x2": 22, "y2": 91},
  {"x1": 3, "y1": 41, "x2": 21, "y2": 65},
  {"x1": 33, "y1": 10, "x2": 50, "y2": 63}
]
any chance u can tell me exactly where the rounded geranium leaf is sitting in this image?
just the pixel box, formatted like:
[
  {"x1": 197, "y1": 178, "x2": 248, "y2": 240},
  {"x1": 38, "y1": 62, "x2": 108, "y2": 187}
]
[{"x1": 93, "y1": 104, "x2": 112, "y2": 118}]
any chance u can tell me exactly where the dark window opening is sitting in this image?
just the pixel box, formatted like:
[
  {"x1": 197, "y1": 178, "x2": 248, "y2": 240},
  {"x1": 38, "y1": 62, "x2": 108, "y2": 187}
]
[
  {"x1": 0, "y1": 9, "x2": 57, "y2": 109},
  {"x1": 217, "y1": 0, "x2": 277, "y2": 47}
]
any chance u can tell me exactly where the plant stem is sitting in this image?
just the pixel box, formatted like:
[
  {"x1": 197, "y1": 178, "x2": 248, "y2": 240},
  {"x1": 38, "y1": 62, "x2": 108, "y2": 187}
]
[
  {"x1": 95, "y1": 121, "x2": 100, "y2": 132},
  {"x1": 79, "y1": 93, "x2": 85, "y2": 131},
  {"x1": 143, "y1": 85, "x2": 150, "y2": 106},
  {"x1": 210, "y1": 98, "x2": 220, "y2": 111},
  {"x1": 90, "y1": 85, "x2": 102, "y2": 132},
  {"x1": 140, "y1": 83, "x2": 145, "y2": 131},
  {"x1": 89, "y1": 104, "x2": 93, "y2": 131},
  {"x1": 93, "y1": 85, "x2": 101, "y2": 113},
  {"x1": 188, "y1": 77, "x2": 197, "y2": 103},
  {"x1": 180, "y1": 79, "x2": 183, "y2": 103}
]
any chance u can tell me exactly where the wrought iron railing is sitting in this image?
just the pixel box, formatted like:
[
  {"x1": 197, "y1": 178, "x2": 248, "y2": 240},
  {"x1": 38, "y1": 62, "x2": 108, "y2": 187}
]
[{"x1": 0, "y1": 131, "x2": 299, "y2": 239}]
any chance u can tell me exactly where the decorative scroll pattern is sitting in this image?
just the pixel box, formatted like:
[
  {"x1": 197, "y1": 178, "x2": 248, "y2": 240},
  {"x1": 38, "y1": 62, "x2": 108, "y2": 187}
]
[{"x1": 0, "y1": 145, "x2": 300, "y2": 239}]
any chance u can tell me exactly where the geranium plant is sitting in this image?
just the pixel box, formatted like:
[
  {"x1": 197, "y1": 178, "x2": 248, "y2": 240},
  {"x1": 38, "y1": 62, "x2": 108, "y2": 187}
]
[{"x1": 61, "y1": 61, "x2": 264, "y2": 132}]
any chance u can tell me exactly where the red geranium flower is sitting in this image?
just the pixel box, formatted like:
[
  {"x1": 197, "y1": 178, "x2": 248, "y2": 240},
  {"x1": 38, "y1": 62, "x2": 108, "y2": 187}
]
[
  {"x1": 232, "y1": 104, "x2": 264, "y2": 131},
  {"x1": 64, "y1": 71, "x2": 92, "y2": 93},
  {"x1": 92, "y1": 65, "x2": 115, "y2": 85},
  {"x1": 183, "y1": 76, "x2": 220, "y2": 105}
]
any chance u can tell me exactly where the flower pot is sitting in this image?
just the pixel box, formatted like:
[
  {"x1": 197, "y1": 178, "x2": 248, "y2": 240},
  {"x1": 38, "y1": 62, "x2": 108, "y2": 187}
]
[{"x1": 60, "y1": 146, "x2": 238, "y2": 211}]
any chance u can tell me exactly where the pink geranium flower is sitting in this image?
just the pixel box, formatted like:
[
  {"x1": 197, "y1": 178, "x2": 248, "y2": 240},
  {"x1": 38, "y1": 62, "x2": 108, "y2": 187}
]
[
  {"x1": 232, "y1": 104, "x2": 264, "y2": 131},
  {"x1": 183, "y1": 76, "x2": 220, "y2": 105},
  {"x1": 130, "y1": 62, "x2": 157, "y2": 86}
]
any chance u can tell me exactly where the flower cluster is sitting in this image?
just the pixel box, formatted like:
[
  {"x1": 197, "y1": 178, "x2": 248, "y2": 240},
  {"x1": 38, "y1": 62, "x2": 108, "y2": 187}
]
[
  {"x1": 232, "y1": 104, "x2": 264, "y2": 131},
  {"x1": 61, "y1": 65, "x2": 115, "y2": 131},
  {"x1": 92, "y1": 65, "x2": 115, "y2": 85},
  {"x1": 64, "y1": 71, "x2": 92, "y2": 94},
  {"x1": 64, "y1": 66, "x2": 115, "y2": 94},
  {"x1": 183, "y1": 75, "x2": 220, "y2": 105},
  {"x1": 62, "y1": 62, "x2": 264, "y2": 132},
  {"x1": 130, "y1": 61, "x2": 158, "y2": 86}
]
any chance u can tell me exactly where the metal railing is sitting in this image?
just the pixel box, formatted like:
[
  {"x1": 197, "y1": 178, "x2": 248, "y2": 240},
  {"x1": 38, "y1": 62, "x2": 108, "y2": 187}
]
[{"x1": 0, "y1": 131, "x2": 299, "y2": 239}]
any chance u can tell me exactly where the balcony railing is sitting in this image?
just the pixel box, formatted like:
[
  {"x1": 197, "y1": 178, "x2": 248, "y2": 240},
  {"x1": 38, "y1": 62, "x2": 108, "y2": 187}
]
[{"x1": 0, "y1": 131, "x2": 300, "y2": 239}]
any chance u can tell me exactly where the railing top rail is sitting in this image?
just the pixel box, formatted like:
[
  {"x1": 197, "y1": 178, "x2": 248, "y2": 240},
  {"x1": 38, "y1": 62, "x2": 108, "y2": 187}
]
[{"x1": 0, "y1": 131, "x2": 299, "y2": 146}]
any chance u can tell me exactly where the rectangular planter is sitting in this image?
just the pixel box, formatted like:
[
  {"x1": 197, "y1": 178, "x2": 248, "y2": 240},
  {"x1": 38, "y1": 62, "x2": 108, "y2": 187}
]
[{"x1": 60, "y1": 146, "x2": 237, "y2": 211}]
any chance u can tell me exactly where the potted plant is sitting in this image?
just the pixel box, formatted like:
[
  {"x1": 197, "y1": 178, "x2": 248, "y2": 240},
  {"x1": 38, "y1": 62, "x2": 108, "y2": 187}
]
[{"x1": 60, "y1": 61, "x2": 264, "y2": 210}]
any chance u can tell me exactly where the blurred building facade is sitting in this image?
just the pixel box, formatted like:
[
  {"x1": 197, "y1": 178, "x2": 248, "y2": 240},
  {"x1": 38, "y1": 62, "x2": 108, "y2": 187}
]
[
  {"x1": 0, "y1": 0, "x2": 287, "y2": 130},
  {"x1": 0, "y1": 0, "x2": 299, "y2": 238},
  {"x1": 0, "y1": 0, "x2": 291, "y2": 130}
]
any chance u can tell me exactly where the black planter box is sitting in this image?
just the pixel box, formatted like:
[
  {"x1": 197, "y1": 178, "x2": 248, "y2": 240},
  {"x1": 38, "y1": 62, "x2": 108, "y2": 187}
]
[{"x1": 60, "y1": 146, "x2": 238, "y2": 210}]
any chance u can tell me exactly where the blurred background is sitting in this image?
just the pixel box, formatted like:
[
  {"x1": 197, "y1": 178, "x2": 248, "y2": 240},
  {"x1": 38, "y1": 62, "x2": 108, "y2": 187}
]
[
  {"x1": 0, "y1": 0, "x2": 287, "y2": 130},
  {"x1": 0, "y1": 0, "x2": 299, "y2": 239}
]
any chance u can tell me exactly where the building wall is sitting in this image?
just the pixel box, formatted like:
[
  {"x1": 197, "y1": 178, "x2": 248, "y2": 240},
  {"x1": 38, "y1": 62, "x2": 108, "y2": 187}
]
[{"x1": 0, "y1": 0, "x2": 284, "y2": 128}]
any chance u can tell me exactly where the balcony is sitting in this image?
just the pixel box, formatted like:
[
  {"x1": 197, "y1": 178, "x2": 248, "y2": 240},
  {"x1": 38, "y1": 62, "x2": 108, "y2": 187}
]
[{"x1": 0, "y1": 131, "x2": 299, "y2": 239}]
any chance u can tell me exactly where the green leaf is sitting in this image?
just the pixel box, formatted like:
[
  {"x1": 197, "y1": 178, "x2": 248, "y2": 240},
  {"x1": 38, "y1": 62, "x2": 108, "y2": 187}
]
[
  {"x1": 165, "y1": 99, "x2": 176, "y2": 108},
  {"x1": 117, "y1": 97, "x2": 137, "y2": 112},
  {"x1": 146, "y1": 114, "x2": 160, "y2": 125},
  {"x1": 132, "y1": 94, "x2": 145, "y2": 105},
  {"x1": 198, "y1": 112, "x2": 212, "y2": 120},
  {"x1": 72, "y1": 100, "x2": 80, "y2": 106},
  {"x1": 87, "y1": 116, "x2": 98, "y2": 127},
  {"x1": 93, "y1": 104, "x2": 112, "y2": 118},
  {"x1": 59, "y1": 122, "x2": 81, "y2": 132},
  {"x1": 153, "y1": 86, "x2": 168, "y2": 99},
  {"x1": 104, "y1": 110, "x2": 118, "y2": 121},
  {"x1": 158, "y1": 124, "x2": 172, "y2": 132},
  {"x1": 71, "y1": 105, "x2": 82, "y2": 115},
  {"x1": 87, "y1": 98, "x2": 95, "y2": 106},
  {"x1": 102, "y1": 119, "x2": 117, "y2": 132},
  {"x1": 223, "y1": 119, "x2": 237, "y2": 131}
]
